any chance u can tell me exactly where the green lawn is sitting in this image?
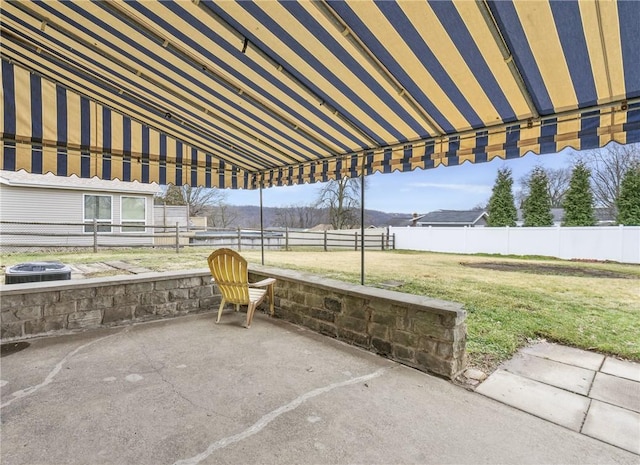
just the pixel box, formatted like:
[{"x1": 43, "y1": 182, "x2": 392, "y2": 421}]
[{"x1": 2, "y1": 248, "x2": 638, "y2": 371}]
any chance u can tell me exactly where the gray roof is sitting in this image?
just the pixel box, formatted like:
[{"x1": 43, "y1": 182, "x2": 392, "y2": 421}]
[
  {"x1": 517, "y1": 208, "x2": 616, "y2": 223},
  {"x1": 417, "y1": 210, "x2": 487, "y2": 225},
  {"x1": 0, "y1": 170, "x2": 161, "y2": 194}
]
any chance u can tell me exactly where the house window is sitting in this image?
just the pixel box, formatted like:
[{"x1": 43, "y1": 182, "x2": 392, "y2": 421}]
[
  {"x1": 84, "y1": 195, "x2": 112, "y2": 233},
  {"x1": 121, "y1": 196, "x2": 146, "y2": 233}
]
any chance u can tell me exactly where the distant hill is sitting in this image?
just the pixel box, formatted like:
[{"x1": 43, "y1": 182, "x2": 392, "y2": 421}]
[{"x1": 205, "y1": 205, "x2": 412, "y2": 229}]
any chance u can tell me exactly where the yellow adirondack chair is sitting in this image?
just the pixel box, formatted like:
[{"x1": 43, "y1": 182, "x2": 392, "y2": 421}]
[{"x1": 207, "y1": 248, "x2": 275, "y2": 328}]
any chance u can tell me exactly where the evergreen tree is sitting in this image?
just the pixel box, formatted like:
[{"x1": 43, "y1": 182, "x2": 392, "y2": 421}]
[
  {"x1": 616, "y1": 163, "x2": 640, "y2": 225},
  {"x1": 487, "y1": 167, "x2": 518, "y2": 227},
  {"x1": 522, "y1": 166, "x2": 554, "y2": 226},
  {"x1": 562, "y1": 162, "x2": 596, "y2": 226}
]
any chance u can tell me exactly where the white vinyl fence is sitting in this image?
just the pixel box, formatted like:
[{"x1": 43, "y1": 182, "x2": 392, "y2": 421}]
[{"x1": 390, "y1": 226, "x2": 640, "y2": 264}]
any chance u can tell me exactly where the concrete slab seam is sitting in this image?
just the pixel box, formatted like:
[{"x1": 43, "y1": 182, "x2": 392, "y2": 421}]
[
  {"x1": 172, "y1": 367, "x2": 388, "y2": 465},
  {"x1": 0, "y1": 332, "x2": 119, "y2": 409},
  {"x1": 579, "y1": 398, "x2": 593, "y2": 433}
]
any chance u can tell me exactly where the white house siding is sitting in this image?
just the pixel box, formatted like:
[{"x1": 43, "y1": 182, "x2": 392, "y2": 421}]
[{"x1": 0, "y1": 184, "x2": 155, "y2": 248}]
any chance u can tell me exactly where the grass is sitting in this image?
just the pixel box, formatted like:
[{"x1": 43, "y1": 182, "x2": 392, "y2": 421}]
[{"x1": 2, "y1": 248, "x2": 638, "y2": 371}]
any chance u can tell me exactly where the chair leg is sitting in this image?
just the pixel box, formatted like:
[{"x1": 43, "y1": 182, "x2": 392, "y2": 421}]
[
  {"x1": 268, "y1": 284, "x2": 275, "y2": 317},
  {"x1": 245, "y1": 303, "x2": 256, "y2": 328},
  {"x1": 235, "y1": 304, "x2": 240, "y2": 312},
  {"x1": 216, "y1": 298, "x2": 226, "y2": 323}
]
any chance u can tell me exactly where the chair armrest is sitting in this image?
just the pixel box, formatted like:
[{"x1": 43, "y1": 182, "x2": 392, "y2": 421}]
[{"x1": 249, "y1": 277, "x2": 276, "y2": 288}]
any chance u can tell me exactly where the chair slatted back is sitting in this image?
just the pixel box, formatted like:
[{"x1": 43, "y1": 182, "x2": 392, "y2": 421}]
[{"x1": 208, "y1": 249, "x2": 250, "y2": 304}]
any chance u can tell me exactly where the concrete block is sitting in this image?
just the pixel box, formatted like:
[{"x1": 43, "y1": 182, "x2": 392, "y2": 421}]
[
  {"x1": 24, "y1": 316, "x2": 66, "y2": 334},
  {"x1": 135, "y1": 305, "x2": 155, "y2": 318},
  {"x1": 168, "y1": 288, "x2": 190, "y2": 301},
  {"x1": 371, "y1": 337, "x2": 392, "y2": 356},
  {"x1": 176, "y1": 299, "x2": 201, "y2": 313},
  {"x1": 103, "y1": 306, "x2": 134, "y2": 323},
  {"x1": 392, "y1": 344, "x2": 415, "y2": 363},
  {"x1": 23, "y1": 292, "x2": 58, "y2": 306},
  {"x1": 60, "y1": 288, "x2": 95, "y2": 301},
  {"x1": 476, "y1": 370, "x2": 590, "y2": 431},
  {"x1": 582, "y1": 400, "x2": 640, "y2": 455},
  {"x1": 590, "y1": 372, "x2": 640, "y2": 413},
  {"x1": 310, "y1": 307, "x2": 336, "y2": 322},
  {"x1": 155, "y1": 302, "x2": 178, "y2": 316},
  {"x1": 154, "y1": 279, "x2": 179, "y2": 290},
  {"x1": 96, "y1": 285, "x2": 125, "y2": 296},
  {"x1": 113, "y1": 293, "x2": 141, "y2": 306},
  {"x1": 413, "y1": 321, "x2": 453, "y2": 341},
  {"x1": 77, "y1": 296, "x2": 114, "y2": 311},
  {"x1": 304, "y1": 293, "x2": 324, "y2": 309},
  {"x1": 0, "y1": 294, "x2": 23, "y2": 308},
  {"x1": 125, "y1": 282, "x2": 154, "y2": 294},
  {"x1": 601, "y1": 357, "x2": 640, "y2": 383},
  {"x1": 323, "y1": 297, "x2": 342, "y2": 313},
  {"x1": 189, "y1": 286, "x2": 213, "y2": 299},
  {"x1": 500, "y1": 353, "x2": 595, "y2": 395},
  {"x1": 67, "y1": 310, "x2": 103, "y2": 329},
  {"x1": 140, "y1": 292, "x2": 170, "y2": 305},
  {"x1": 369, "y1": 311, "x2": 397, "y2": 326},
  {"x1": 436, "y1": 342, "x2": 453, "y2": 359},
  {"x1": 336, "y1": 328, "x2": 369, "y2": 348},
  {"x1": 336, "y1": 315, "x2": 367, "y2": 333},
  {"x1": 415, "y1": 351, "x2": 452, "y2": 378},
  {"x1": 368, "y1": 322, "x2": 389, "y2": 339},
  {"x1": 521, "y1": 342, "x2": 604, "y2": 371},
  {"x1": 15, "y1": 305, "x2": 43, "y2": 321},
  {"x1": 44, "y1": 301, "x2": 76, "y2": 316},
  {"x1": 392, "y1": 329, "x2": 419, "y2": 347},
  {"x1": 1, "y1": 321, "x2": 23, "y2": 339}
]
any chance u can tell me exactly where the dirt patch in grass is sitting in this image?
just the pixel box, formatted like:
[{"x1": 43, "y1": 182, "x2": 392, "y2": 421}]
[{"x1": 460, "y1": 261, "x2": 638, "y2": 279}]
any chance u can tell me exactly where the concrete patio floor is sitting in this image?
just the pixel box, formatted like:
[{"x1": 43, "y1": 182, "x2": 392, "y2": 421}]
[
  {"x1": 476, "y1": 341, "x2": 640, "y2": 455},
  {"x1": 1, "y1": 312, "x2": 638, "y2": 465}
]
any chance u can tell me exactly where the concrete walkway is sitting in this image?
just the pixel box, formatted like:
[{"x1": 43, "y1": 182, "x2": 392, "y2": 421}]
[
  {"x1": 1, "y1": 313, "x2": 638, "y2": 465},
  {"x1": 477, "y1": 341, "x2": 640, "y2": 455}
]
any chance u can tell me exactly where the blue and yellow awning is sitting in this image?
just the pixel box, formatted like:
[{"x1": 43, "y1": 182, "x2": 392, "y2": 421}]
[{"x1": 1, "y1": 1, "x2": 639, "y2": 188}]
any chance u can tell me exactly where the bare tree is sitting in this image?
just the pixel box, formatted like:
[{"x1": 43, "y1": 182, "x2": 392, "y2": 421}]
[
  {"x1": 156, "y1": 185, "x2": 228, "y2": 217},
  {"x1": 576, "y1": 143, "x2": 640, "y2": 215},
  {"x1": 317, "y1": 177, "x2": 362, "y2": 229},
  {"x1": 208, "y1": 203, "x2": 238, "y2": 229},
  {"x1": 274, "y1": 203, "x2": 321, "y2": 229},
  {"x1": 517, "y1": 166, "x2": 570, "y2": 208}
]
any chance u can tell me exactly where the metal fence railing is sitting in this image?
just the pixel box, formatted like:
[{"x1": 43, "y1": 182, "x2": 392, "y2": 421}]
[{"x1": 0, "y1": 220, "x2": 395, "y2": 253}]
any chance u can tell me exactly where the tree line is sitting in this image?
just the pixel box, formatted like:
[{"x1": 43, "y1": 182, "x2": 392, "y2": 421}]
[
  {"x1": 487, "y1": 144, "x2": 640, "y2": 226},
  {"x1": 155, "y1": 177, "x2": 365, "y2": 230}
]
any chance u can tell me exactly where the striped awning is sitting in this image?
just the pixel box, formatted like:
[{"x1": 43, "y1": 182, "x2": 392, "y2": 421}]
[{"x1": 1, "y1": 1, "x2": 639, "y2": 189}]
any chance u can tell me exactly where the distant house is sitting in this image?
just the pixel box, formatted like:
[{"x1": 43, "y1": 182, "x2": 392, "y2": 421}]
[
  {"x1": 416, "y1": 210, "x2": 488, "y2": 227},
  {"x1": 0, "y1": 170, "x2": 160, "y2": 248},
  {"x1": 516, "y1": 208, "x2": 616, "y2": 226},
  {"x1": 307, "y1": 223, "x2": 334, "y2": 231}
]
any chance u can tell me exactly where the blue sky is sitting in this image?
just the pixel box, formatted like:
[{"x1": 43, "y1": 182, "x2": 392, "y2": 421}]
[{"x1": 224, "y1": 148, "x2": 577, "y2": 214}]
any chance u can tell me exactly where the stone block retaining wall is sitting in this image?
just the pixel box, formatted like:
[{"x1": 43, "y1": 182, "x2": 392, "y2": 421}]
[
  {"x1": 0, "y1": 270, "x2": 217, "y2": 339},
  {"x1": 249, "y1": 268, "x2": 467, "y2": 379},
  {"x1": 1, "y1": 266, "x2": 466, "y2": 379}
]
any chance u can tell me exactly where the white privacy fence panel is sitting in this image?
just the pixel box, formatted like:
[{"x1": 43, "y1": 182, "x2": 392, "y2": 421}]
[{"x1": 391, "y1": 226, "x2": 640, "y2": 264}]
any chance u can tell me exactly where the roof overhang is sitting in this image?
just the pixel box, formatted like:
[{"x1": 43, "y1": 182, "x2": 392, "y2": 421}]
[
  {"x1": 1, "y1": 1, "x2": 639, "y2": 189},
  {"x1": 0, "y1": 169, "x2": 160, "y2": 195}
]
